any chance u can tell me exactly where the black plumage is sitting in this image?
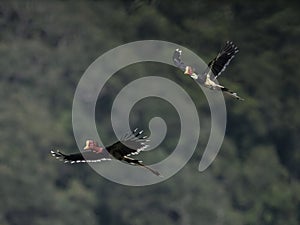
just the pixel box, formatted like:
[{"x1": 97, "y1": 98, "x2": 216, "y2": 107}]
[
  {"x1": 51, "y1": 129, "x2": 161, "y2": 176},
  {"x1": 173, "y1": 41, "x2": 243, "y2": 100},
  {"x1": 50, "y1": 150, "x2": 111, "y2": 163},
  {"x1": 207, "y1": 41, "x2": 239, "y2": 79}
]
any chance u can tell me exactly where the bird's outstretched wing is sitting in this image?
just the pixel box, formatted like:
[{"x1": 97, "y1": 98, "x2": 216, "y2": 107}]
[
  {"x1": 106, "y1": 128, "x2": 149, "y2": 158},
  {"x1": 51, "y1": 129, "x2": 162, "y2": 176},
  {"x1": 173, "y1": 48, "x2": 188, "y2": 72},
  {"x1": 206, "y1": 41, "x2": 239, "y2": 79},
  {"x1": 50, "y1": 150, "x2": 111, "y2": 164},
  {"x1": 106, "y1": 129, "x2": 162, "y2": 176}
]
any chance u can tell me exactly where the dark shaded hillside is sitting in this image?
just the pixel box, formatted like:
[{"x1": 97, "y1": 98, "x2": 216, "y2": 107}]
[{"x1": 0, "y1": 1, "x2": 299, "y2": 225}]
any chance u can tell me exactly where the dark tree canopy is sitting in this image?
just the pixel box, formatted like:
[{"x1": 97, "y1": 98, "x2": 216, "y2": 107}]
[{"x1": 0, "y1": 1, "x2": 299, "y2": 225}]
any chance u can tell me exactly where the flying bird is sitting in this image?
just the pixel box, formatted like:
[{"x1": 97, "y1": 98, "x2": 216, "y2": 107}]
[
  {"x1": 51, "y1": 129, "x2": 161, "y2": 177},
  {"x1": 173, "y1": 41, "x2": 244, "y2": 100}
]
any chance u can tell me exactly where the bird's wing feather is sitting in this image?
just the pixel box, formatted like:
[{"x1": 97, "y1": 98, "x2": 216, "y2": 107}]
[
  {"x1": 51, "y1": 150, "x2": 111, "y2": 164},
  {"x1": 173, "y1": 49, "x2": 188, "y2": 72},
  {"x1": 106, "y1": 128, "x2": 149, "y2": 157},
  {"x1": 173, "y1": 48, "x2": 207, "y2": 83},
  {"x1": 206, "y1": 41, "x2": 239, "y2": 79},
  {"x1": 50, "y1": 129, "x2": 161, "y2": 176}
]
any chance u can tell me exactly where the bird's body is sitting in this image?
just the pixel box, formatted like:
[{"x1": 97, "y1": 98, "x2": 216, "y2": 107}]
[
  {"x1": 51, "y1": 129, "x2": 161, "y2": 177},
  {"x1": 203, "y1": 73, "x2": 224, "y2": 90},
  {"x1": 173, "y1": 41, "x2": 244, "y2": 100}
]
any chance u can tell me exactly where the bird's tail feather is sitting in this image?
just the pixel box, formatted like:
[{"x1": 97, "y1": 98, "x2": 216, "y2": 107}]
[
  {"x1": 123, "y1": 156, "x2": 162, "y2": 177},
  {"x1": 137, "y1": 162, "x2": 162, "y2": 177},
  {"x1": 221, "y1": 87, "x2": 244, "y2": 101}
]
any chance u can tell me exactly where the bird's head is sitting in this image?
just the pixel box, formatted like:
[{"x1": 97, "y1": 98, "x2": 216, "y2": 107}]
[
  {"x1": 184, "y1": 66, "x2": 193, "y2": 76},
  {"x1": 84, "y1": 140, "x2": 103, "y2": 153}
]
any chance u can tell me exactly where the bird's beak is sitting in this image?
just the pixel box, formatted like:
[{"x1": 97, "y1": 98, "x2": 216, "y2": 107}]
[
  {"x1": 84, "y1": 140, "x2": 91, "y2": 150},
  {"x1": 184, "y1": 66, "x2": 192, "y2": 75}
]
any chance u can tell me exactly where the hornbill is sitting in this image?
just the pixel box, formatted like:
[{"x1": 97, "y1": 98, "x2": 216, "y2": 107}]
[
  {"x1": 173, "y1": 41, "x2": 244, "y2": 100},
  {"x1": 51, "y1": 129, "x2": 161, "y2": 177}
]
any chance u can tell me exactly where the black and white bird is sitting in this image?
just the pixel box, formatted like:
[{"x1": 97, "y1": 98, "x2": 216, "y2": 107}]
[
  {"x1": 51, "y1": 129, "x2": 161, "y2": 176},
  {"x1": 173, "y1": 41, "x2": 244, "y2": 100}
]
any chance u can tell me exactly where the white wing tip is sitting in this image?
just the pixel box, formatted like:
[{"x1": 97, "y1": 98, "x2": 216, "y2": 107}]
[{"x1": 175, "y1": 48, "x2": 182, "y2": 54}]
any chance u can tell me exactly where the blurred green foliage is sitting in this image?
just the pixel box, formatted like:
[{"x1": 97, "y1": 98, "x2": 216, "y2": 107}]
[{"x1": 0, "y1": 0, "x2": 299, "y2": 225}]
